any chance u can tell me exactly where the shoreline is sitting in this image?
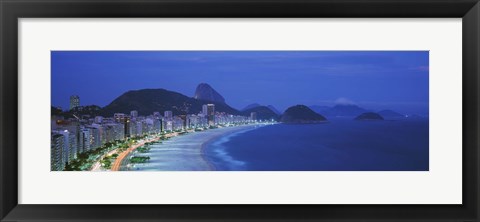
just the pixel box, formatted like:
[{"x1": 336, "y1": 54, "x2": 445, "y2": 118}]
[
  {"x1": 124, "y1": 124, "x2": 270, "y2": 171},
  {"x1": 200, "y1": 125, "x2": 266, "y2": 171}
]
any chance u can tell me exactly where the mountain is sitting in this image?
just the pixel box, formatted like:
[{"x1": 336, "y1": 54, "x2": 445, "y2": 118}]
[
  {"x1": 280, "y1": 105, "x2": 327, "y2": 123},
  {"x1": 267, "y1": 105, "x2": 282, "y2": 115},
  {"x1": 319, "y1": 104, "x2": 368, "y2": 117},
  {"x1": 378, "y1": 110, "x2": 404, "y2": 119},
  {"x1": 354, "y1": 112, "x2": 384, "y2": 121},
  {"x1": 242, "y1": 103, "x2": 261, "y2": 111},
  {"x1": 242, "y1": 103, "x2": 281, "y2": 116},
  {"x1": 194, "y1": 83, "x2": 226, "y2": 103},
  {"x1": 101, "y1": 88, "x2": 239, "y2": 117},
  {"x1": 242, "y1": 106, "x2": 279, "y2": 121}
]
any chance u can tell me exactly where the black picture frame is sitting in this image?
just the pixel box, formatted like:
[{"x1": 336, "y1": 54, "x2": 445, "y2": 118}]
[{"x1": 1, "y1": 0, "x2": 479, "y2": 221}]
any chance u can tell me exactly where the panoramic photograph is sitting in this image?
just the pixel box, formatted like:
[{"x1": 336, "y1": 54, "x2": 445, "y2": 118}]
[{"x1": 51, "y1": 51, "x2": 429, "y2": 171}]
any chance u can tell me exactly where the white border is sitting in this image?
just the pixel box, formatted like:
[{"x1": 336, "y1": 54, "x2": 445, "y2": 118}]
[{"x1": 19, "y1": 18, "x2": 462, "y2": 204}]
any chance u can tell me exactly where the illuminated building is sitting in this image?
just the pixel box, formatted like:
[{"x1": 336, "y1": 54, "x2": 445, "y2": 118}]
[
  {"x1": 206, "y1": 104, "x2": 215, "y2": 126},
  {"x1": 51, "y1": 133, "x2": 65, "y2": 171},
  {"x1": 250, "y1": 112, "x2": 257, "y2": 121}
]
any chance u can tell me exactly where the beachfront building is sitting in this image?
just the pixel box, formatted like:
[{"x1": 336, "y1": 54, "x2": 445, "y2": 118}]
[
  {"x1": 129, "y1": 120, "x2": 138, "y2": 137},
  {"x1": 113, "y1": 113, "x2": 131, "y2": 138},
  {"x1": 173, "y1": 116, "x2": 185, "y2": 131},
  {"x1": 250, "y1": 112, "x2": 257, "y2": 122},
  {"x1": 103, "y1": 123, "x2": 125, "y2": 143},
  {"x1": 86, "y1": 126, "x2": 102, "y2": 151},
  {"x1": 203, "y1": 104, "x2": 215, "y2": 126},
  {"x1": 80, "y1": 128, "x2": 92, "y2": 153},
  {"x1": 164, "y1": 120, "x2": 173, "y2": 132},
  {"x1": 136, "y1": 121, "x2": 144, "y2": 136},
  {"x1": 153, "y1": 117, "x2": 162, "y2": 133},
  {"x1": 58, "y1": 129, "x2": 77, "y2": 163},
  {"x1": 186, "y1": 114, "x2": 199, "y2": 129},
  {"x1": 51, "y1": 133, "x2": 65, "y2": 171},
  {"x1": 52, "y1": 94, "x2": 266, "y2": 170}
]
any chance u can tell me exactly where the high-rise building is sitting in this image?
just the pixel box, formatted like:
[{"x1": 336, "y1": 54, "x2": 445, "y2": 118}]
[
  {"x1": 59, "y1": 129, "x2": 77, "y2": 163},
  {"x1": 86, "y1": 126, "x2": 101, "y2": 150},
  {"x1": 164, "y1": 120, "x2": 173, "y2": 131},
  {"x1": 114, "y1": 113, "x2": 130, "y2": 138},
  {"x1": 250, "y1": 112, "x2": 257, "y2": 121},
  {"x1": 205, "y1": 104, "x2": 215, "y2": 126},
  {"x1": 51, "y1": 133, "x2": 65, "y2": 171},
  {"x1": 69, "y1": 95, "x2": 80, "y2": 110},
  {"x1": 129, "y1": 120, "x2": 138, "y2": 137},
  {"x1": 136, "y1": 121, "x2": 144, "y2": 135},
  {"x1": 81, "y1": 128, "x2": 91, "y2": 152}
]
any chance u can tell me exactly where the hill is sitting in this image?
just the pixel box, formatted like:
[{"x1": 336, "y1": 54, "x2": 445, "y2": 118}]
[
  {"x1": 354, "y1": 112, "x2": 384, "y2": 121},
  {"x1": 378, "y1": 110, "x2": 405, "y2": 119},
  {"x1": 267, "y1": 105, "x2": 282, "y2": 115},
  {"x1": 242, "y1": 103, "x2": 261, "y2": 111},
  {"x1": 242, "y1": 106, "x2": 279, "y2": 121},
  {"x1": 101, "y1": 88, "x2": 239, "y2": 117},
  {"x1": 280, "y1": 105, "x2": 327, "y2": 123}
]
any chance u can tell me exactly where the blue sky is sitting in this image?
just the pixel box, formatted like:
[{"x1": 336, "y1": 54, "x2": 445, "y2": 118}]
[{"x1": 51, "y1": 51, "x2": 429, "y2": 115}]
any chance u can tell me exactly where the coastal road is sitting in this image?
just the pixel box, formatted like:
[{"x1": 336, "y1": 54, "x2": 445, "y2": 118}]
[
  {"x1": 90, "y1": 148, "x2": 119, "y2": 171},
  {"x1": 111, "y1": 137, "x2": 161, "y2": 171}
]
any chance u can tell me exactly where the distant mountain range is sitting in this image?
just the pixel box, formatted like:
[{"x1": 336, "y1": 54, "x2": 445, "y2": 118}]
[
  {"x1": 54, "y1": 83, "x2": 424, "y2": 123},
  {"x1": 308, "y1": 104, "x2": 416, "y2": 120}
]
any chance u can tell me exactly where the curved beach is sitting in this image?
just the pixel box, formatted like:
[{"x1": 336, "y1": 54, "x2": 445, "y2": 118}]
[{"x1": 124, "y1": 124, "x2": 264, "y2": 171}]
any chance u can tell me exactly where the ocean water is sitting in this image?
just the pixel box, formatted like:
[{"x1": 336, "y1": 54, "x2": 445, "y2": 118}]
[{"x1": 204, "y1": 118, "x2": 429, "y2": 171}]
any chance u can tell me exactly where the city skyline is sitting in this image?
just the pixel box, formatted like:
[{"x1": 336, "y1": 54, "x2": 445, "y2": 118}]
[{"x1": 52, "y1": 51, "x2": 429, "y2": 115}]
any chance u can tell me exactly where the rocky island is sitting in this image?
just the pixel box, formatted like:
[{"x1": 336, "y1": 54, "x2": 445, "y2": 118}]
[
  {"x1": 354, "y1": 112, "x2": 384, "y2": 121},
  {"x1": 280, "y1": 105, "x2": 327, "y2": 123}
]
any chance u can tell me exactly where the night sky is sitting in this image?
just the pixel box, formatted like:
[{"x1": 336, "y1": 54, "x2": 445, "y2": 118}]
[{"x1": 51, "y1": 51, "x2": 429, "y2": 115}]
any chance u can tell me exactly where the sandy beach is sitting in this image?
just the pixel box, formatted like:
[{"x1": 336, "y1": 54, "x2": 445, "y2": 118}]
[{"x1": 123, "y1": 124, "x2": 264, "y2": 171}]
